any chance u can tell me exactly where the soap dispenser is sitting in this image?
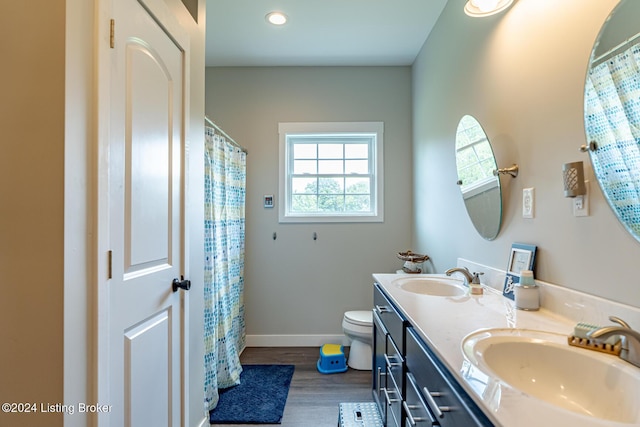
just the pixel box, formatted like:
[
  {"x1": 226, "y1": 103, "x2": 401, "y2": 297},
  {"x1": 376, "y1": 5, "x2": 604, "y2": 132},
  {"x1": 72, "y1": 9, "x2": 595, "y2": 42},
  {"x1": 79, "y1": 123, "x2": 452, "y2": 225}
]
[
  {"x1": 514, "y1": 270, "x2": 539, "y2": 310},
  {"x1": 470, "y1": 272, "x2": 484, "y2": 295}
]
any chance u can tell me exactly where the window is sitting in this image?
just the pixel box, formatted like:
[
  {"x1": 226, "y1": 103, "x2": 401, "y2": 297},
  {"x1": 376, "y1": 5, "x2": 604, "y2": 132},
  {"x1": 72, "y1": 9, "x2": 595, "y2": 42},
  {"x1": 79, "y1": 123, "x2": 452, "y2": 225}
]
[{"x1": 279, "y1": 122, "x2": 384, "y2": 223}]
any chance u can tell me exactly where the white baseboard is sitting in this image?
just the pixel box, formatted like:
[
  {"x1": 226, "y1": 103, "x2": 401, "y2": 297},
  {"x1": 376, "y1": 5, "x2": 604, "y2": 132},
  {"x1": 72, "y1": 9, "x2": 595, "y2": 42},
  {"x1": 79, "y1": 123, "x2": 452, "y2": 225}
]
[{"x1": 245, "y1": 334, "x2": 349, "y2": 347}]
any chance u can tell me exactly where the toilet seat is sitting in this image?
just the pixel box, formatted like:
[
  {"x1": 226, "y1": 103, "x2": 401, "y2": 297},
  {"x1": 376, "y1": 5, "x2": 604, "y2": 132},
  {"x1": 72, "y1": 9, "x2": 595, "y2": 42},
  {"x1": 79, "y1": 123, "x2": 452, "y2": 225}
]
[{"x1": 344, "y1": 310, "x2": 372, "y2": 327}]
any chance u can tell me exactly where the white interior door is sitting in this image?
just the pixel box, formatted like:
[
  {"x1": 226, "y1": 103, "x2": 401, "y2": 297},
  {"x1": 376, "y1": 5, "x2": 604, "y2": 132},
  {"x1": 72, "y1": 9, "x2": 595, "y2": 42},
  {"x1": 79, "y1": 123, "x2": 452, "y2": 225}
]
[{"x1": 107, "y1": 0, "x2": 187, "y2": 425}]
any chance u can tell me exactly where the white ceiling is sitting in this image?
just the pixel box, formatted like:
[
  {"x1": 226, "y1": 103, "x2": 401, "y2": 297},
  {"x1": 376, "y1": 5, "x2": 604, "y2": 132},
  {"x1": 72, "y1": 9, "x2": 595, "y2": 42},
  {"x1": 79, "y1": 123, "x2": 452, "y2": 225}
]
[{"x1": 205, "y1": 0, "x2": 450, "y2": 67}]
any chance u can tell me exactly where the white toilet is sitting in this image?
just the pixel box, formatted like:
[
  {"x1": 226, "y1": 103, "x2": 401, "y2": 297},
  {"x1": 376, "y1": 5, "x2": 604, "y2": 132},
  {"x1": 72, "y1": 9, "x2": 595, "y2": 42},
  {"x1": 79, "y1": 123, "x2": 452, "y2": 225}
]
[{"x1": 342, "y1": 310, "x2": 373, "y2": 370}]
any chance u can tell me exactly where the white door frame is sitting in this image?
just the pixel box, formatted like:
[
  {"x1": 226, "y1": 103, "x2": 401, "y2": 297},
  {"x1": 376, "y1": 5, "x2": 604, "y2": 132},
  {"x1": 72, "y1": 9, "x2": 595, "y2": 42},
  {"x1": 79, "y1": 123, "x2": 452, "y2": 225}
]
[{"x1": 94, "y1": 0, "x2": 191, "y2": 425}]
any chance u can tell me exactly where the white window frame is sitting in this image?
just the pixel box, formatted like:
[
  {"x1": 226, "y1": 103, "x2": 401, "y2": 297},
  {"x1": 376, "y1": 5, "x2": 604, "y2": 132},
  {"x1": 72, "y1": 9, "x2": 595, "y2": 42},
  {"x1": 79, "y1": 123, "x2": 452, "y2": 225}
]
[{"x1": 278, "y1": 122, "x2": 384, "y2": 223}]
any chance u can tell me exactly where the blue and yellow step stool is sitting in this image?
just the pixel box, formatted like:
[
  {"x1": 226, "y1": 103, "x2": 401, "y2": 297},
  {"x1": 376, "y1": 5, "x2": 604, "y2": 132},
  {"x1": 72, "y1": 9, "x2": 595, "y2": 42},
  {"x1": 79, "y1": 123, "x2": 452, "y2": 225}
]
[{"x1": 317, "y1": 344, "x2": 348, "y2": 374}]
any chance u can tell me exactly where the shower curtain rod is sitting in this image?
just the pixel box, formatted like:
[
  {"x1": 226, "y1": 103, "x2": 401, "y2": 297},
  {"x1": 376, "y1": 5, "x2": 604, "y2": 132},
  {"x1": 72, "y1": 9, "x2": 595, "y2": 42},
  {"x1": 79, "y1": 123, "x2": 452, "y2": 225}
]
[
  {"x1": 592, "y1": 32, "x2": 640, "y2": 67},
  {"x1": 205, "y1": 116, "x2": 248, "y2": 154}
]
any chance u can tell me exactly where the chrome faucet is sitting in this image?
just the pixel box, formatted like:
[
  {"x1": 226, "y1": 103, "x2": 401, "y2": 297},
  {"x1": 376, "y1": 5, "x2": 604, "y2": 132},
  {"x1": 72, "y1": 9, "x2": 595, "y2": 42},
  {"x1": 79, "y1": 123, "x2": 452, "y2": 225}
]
[
  {"x1": 445, "y1": 267, "x2": 475, "y2": 286},
  {"x1": 588, "y1": 316, "x2": 640, "y2": 369}
]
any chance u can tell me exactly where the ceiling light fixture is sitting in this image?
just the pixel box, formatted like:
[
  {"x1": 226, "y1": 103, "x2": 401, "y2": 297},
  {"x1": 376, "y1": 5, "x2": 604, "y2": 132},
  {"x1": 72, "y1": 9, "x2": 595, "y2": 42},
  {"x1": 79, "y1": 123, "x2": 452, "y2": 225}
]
[
  {"x1": 266, "y1": 11, "x2": 288, "y2": 26},
  {"x1": 464, "y1": 0, "x2": 514, "y2": 17}
]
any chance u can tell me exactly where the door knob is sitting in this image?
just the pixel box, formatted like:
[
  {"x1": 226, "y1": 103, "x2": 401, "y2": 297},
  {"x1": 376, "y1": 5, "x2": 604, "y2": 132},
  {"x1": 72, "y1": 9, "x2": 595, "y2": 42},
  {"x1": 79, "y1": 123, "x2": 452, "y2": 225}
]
[{"x1": 172, "y1": 276, "x2": 191, "y2": 292}]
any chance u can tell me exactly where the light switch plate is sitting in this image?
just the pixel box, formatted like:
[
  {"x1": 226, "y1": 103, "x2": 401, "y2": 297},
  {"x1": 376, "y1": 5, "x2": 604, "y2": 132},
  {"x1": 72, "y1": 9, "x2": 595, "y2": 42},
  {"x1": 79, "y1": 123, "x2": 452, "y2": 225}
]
[{"x1": 523, "y1": 188, "x2": 534, "y2": 219}]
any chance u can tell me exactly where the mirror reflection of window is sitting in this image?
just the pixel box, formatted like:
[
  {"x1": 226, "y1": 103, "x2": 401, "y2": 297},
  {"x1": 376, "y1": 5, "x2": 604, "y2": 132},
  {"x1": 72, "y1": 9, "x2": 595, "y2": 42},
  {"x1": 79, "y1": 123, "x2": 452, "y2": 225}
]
[
  {"x1": 455, "y1": 115, "x2": 499, "y2": 194},
  {"x1": 454, "y1": 115, "x2": 502, "y2": 241}
]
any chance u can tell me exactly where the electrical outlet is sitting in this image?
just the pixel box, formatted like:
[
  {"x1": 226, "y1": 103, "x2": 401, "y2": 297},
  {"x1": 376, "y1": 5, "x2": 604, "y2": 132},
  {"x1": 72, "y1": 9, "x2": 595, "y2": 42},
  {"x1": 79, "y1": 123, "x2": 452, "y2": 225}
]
[
  {"x1": 523, "y1": 188, "x2": 534, "y2": 218},
  {"x1": 573, "y1": 180, "x2": 589, "y2": 217}
]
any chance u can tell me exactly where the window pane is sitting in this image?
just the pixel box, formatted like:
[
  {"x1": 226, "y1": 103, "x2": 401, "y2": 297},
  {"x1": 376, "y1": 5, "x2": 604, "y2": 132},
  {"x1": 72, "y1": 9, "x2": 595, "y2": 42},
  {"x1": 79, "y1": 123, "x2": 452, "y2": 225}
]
[
  {"x1": 345, "y1": 177, "x2": 370, "y2": 194},
  {"x1": 292, "y1": 177, "x2": 317, "y2": 194},
  {"x1": 467, "y1": 128, "x2": 486, "y2": 142},
  {"x1": 474, "y1": 141, "x2": 494, "y2": 162},
  {"x1": 291, "y1": 194, "x2": 317, "y2": 212},
  {"x1": 318, "y1": 195, "x2": 344, "y2": 212},
  {"x1": 318, "y1": 144, "x2": 343, "y2": 159},
  {"x1": 455, "y1": 132, "x2": 471, "y2": 149},
  {"x1": 479, "y1": 158, "x2": 497, "y2": 177},
  {"x1": 345, "y1": 143, "x2": 368, "y2": 159},
  {"x1": 458, "y1": 116, "x2": 485, "y2": 144},
  {"x1": 345, "y1": 195, "x2": 370, "y2": 212},
  {"x1": 319, "y1": 177, "x2": 344, "y2": 194},
  {"x1": 293, "y1": 159, "x2": 317, "y2": 174},
  {"x1": 345, "y1": 159, "x2": 369, "y2": 174},
  {"x1": 318, "y1": 159, "x2": 343, "y2": 174},
  {"x1": 293, "y1": 143, "x2": 317, "y2": 159},
  {"x1": 459, "y1": 164, "x2": 485, "y2": 186},
  {"x1": 456, "y1": 147, "x2": 477, "y2": 169}
]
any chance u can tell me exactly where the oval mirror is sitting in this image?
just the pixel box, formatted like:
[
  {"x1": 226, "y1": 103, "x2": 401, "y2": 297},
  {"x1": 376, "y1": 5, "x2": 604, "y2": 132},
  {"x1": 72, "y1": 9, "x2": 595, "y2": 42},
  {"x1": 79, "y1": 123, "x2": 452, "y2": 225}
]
[
  {"x1": 454, "y1": 115, "x2": 502, "y2": 240},
  {"x1": 584, "y1": 0, "x2": 640, "y2": 242}
]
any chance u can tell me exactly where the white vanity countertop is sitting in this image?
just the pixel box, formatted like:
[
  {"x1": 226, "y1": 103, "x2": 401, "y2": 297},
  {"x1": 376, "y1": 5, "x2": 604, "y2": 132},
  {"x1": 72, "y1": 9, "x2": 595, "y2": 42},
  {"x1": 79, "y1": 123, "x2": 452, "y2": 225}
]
[{"x1": 373, "y1": 273, "x2": 638, "y2": 427}]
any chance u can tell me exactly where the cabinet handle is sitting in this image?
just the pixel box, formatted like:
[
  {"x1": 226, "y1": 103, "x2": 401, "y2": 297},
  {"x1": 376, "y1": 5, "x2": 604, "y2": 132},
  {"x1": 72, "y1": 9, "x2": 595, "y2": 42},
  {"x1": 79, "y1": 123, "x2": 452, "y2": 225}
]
[
  {"x1": 377, "y1": 367, "x2": 386, "y2": 390},
  {"x1": 373, "y1": 311, "x2": 389, "y2": 336},
  {"x1": 375, "y1": 304, "x2": 391, "y2": 314},
  {"x1": 406, "y1": 373, "x2": 437, "y2": 425},
  {"x1": 422, "y1": 386, "x2": 450, "y2": 418},
  {"x1": 384, "y1": 353, "x2": 402, "y2": 368},
  {"x1": 384, "y1": 387, "x2": 400, "y2": 406},
  {"x1": 402, "y1": 401, "x2": 427, "y2": 426}
]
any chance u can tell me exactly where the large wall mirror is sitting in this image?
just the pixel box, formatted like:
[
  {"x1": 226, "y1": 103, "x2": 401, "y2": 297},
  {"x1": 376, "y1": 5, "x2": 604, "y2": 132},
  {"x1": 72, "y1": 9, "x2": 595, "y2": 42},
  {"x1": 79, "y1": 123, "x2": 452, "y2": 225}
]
[
  {"x1": 454, "y1": 115, "x2": 502, "y2": 240},
  {"x1": 584, "y1": 0, "x2": 640, "y2": 242}
]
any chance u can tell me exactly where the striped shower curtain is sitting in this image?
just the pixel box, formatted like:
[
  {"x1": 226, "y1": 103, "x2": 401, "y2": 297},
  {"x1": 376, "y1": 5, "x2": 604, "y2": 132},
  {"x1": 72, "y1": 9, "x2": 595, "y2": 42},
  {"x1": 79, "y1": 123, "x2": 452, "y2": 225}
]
[{"x1": 204, "y1": 126, "x2": 247, "y2": 411}]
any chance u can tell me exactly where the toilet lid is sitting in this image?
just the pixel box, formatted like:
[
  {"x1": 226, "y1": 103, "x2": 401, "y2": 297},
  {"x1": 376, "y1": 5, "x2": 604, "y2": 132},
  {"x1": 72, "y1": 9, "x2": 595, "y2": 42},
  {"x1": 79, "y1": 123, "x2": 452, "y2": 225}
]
[{"x1": 344, "y1": 310, "x2": 373, "y2": 327}]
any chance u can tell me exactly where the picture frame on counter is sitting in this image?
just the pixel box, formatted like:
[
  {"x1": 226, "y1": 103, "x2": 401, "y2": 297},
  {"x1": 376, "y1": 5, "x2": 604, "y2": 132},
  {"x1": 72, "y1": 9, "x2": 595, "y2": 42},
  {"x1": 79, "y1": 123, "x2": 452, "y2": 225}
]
[{"x1": 503, "y1": 243, "x2": 537, "y2": 300}]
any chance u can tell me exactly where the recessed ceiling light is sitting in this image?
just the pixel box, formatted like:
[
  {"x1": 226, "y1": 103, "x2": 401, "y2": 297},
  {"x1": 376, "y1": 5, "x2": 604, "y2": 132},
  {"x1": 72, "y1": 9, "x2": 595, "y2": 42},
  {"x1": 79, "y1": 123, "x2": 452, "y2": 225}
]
[
  {"x1": 266, "y1": 11, "x2": 288, "y2": 26},
  {"x1": 464, "y1": 0, "x2": 514, "y2": 17}
]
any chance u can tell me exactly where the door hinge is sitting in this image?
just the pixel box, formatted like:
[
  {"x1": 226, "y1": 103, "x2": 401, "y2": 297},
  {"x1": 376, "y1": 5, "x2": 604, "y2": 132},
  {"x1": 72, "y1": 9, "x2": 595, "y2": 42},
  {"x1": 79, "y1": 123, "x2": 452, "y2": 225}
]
[
  {"x1": 110, "y1": 19, "x2": 115, "y2": 49},
  {"x1": 107, "y1": 250, "x2": 113, "y2": 279}
]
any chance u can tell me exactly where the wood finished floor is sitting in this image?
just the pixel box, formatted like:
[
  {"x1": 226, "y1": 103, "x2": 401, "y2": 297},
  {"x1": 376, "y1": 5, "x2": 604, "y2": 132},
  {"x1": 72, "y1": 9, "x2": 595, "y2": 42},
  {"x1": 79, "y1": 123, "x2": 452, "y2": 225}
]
[{"x1": 209, "y1": 347, "x2": 373, "y2": 427}]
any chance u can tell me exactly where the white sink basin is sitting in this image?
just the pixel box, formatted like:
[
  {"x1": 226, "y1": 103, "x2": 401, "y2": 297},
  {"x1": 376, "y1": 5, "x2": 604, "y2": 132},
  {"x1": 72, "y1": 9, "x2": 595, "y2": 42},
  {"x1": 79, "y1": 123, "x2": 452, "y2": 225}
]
[
  {"x1": 392, "y1": 276, "x2": 466, "y2": 297},
  {"x1": 462, "y1": 328, "x2": 640, "y2": 424}
]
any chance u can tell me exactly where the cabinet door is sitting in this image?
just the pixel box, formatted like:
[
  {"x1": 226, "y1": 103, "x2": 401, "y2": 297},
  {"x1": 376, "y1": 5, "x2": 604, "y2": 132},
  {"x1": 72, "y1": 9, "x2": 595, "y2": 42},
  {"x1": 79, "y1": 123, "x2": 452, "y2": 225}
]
[
  {"x1": 406, "y1": 328, "x2": 493, "y2": 427},
  {"x1": 385, "y1": 335, "x2": 404, "y2": 427},
  {"x1": 373, "y1": 311, "x2": 388, "y2": 421},
  {"x1": 374, "y1": 284, "x2": 405, "y2": 352},
  {"x1": 404, "y1": 372, "x2": 437, "y2": 426}
]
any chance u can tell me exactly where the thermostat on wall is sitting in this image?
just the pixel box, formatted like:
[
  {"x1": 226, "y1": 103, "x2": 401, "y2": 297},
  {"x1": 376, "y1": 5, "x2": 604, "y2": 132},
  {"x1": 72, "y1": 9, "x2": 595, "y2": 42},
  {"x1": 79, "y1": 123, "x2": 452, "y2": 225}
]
[{"x1": 264, "y1": 195, "x2": 274, "y2": 208}]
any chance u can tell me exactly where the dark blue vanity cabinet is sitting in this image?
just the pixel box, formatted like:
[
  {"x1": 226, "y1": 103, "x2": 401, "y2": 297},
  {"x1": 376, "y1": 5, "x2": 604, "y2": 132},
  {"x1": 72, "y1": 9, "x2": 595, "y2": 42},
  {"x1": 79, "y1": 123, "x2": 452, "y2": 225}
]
[
  {"x1": 373, "y1": 283, "x2": 493, "y2": 427},
  {"x1": 373, "y1": 284, "x2": 407, "y2": 427}
]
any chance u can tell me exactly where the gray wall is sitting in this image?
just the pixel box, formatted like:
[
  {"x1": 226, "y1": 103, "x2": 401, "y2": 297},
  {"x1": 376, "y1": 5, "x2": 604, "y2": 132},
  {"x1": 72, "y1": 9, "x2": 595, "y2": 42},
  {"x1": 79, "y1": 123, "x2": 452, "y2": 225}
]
[
  {"x1": 412, "y1": 0, "x2": 640, "y2": 306},
  {"x1": 464, "y1": 185, "x2": 501, "y2": 239},
  {"x1": 594, "y1": 0, "x2": 640, "y2": 57},
  {"x1": 205, "y1": 67, "x2": 413, "y2": 340}
]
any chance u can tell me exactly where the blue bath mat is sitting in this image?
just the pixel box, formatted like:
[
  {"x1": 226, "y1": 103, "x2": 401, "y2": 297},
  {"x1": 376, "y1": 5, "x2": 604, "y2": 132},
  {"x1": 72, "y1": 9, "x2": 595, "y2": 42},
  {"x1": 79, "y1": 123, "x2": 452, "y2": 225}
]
[{"x1": 209, "y1": 364, "x2": 295, "y2": 424}]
